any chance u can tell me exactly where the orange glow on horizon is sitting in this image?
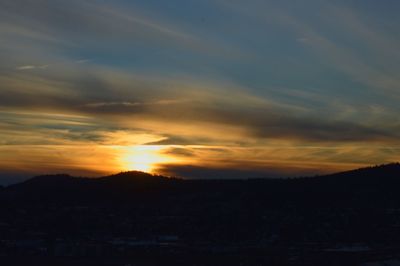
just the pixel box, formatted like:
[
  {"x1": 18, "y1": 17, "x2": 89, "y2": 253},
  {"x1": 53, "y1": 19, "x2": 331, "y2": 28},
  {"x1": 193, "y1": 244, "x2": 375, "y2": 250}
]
[{"x1": 117, "y1": 145, "x2": 179, "y2": 173}]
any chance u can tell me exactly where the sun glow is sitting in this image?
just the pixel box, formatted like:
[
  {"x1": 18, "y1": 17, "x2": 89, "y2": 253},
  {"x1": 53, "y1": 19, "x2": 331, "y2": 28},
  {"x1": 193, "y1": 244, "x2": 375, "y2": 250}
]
[{"x1": 118, "y1": 145, "x2": 176, "y2": 173}]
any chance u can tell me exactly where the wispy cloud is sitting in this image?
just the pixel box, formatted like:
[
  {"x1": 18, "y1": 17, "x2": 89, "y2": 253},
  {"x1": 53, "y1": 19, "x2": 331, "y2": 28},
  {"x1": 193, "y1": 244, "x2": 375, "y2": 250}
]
[
  {"x1": 16, "y1": 65, "x2": 36, "y2": 70},
  {"x1": 16, "y1": 64, "x2": 49, "y2": 70},
  {"x1": 84, "y1": 99, "x2": 186, "y2": 108},
  {"x1": 75, "y1": 59, "x2": 91, "y2": 64}
]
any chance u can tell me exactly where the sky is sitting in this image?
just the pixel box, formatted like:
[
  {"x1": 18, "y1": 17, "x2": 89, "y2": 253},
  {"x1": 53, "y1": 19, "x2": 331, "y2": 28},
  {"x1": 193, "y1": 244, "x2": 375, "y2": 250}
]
[{"x1": 1, "y1": 0, "x2": 400, "y2": 184}]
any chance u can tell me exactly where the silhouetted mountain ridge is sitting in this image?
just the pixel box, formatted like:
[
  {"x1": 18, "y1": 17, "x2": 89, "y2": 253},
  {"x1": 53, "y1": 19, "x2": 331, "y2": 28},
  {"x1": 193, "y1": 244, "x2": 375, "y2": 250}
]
[
  {"x1": 318, "y1": 162, "x2": 400, "y2": 179},
  {"x1": 98, "y1": 171, "x2": 178, "y2": 183},
  {"x1": 13, "y1": 163, "x2": 400, "y2": 186},
  {"x1": 305, "y1": 163, "x2": 400, "y2": 190},
  {"x1": 15, "y1": 173, "x2": 77, "y2": 186},
  {"x1": 9, "y1": 171, "x2": 175, "y2": 190},
  {"x1": 2, "y1": 163, "x2": 400, "y2": 206},
  {"x1": 2, "y1": 171, "x2": 182, "y2": 203}
]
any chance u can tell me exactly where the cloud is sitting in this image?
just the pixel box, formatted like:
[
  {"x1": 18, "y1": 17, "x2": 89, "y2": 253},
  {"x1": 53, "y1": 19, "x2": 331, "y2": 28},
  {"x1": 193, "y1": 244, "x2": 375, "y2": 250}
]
[
  {"x1": 162, "y1": 147, "x2": 196, "y2": 158},
  {"x1": 218, "y1": 0, "x2": 400, "y2": 101},
  {"x1": 85, "y1": 102, "x2": 142, "y2": 108},
  {"x1": 2, "y1": 62, "x2": 399, "y2": 144},
  {"x1": 145, "y1": 135, "x2": 216, "y2": 145},
  {"x1": 0, "y1": 0, "x2": 237, "y2": 60},
  {"x1": 273, "y1": 3, "x2": 400, "y2": 99},
  {"x1": 84, "y1": 99, "x2": 185, "y2": 108},
  {"x1": 16, "y1": 65, "x2": 36, "y2": 70},
  {"x1": 75, "y1": 59, "x2": 91, "y2": 64},
  {"x1": 16, "y1": 64, "x2": 49, "y2": 70}
]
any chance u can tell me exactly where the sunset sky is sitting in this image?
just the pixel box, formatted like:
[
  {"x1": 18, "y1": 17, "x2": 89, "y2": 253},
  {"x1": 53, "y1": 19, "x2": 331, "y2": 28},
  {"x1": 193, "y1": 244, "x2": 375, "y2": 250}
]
[{"x1": 1, "y1": 0, "x2": 400, "y2": 184}]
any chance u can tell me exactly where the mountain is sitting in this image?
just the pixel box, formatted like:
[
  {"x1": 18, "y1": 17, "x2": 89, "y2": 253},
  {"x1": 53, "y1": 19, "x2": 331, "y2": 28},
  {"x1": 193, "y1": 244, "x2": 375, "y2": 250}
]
[
  {"x1": 300, "y1": 163, "x2": 400, "y2": 204},
  {"x1": 11, "y1": 171, "x2": 170, "y2": 187},
  {"x1": 314, "y1": 162, "x2": 400, "y2": 184},
  {"x1": 2, "y1": 171, "x2": 182, "y2": 204},
  {"x1": 2, "y1": 163, "x2": 400, "y2": 206}
]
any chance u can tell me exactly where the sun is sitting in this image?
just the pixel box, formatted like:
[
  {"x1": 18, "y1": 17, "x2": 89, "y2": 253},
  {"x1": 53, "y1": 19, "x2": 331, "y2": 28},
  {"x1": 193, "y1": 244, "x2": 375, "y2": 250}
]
[{"x1": 118, "y1": 145, "x2": 174, "y2": 173}]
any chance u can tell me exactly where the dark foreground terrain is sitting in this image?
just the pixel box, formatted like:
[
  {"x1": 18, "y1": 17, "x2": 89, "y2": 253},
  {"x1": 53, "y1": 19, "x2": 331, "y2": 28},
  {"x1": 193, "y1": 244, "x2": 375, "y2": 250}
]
[{"x1": 1, "y1": 164, "x2": 400, "y2": 265}]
